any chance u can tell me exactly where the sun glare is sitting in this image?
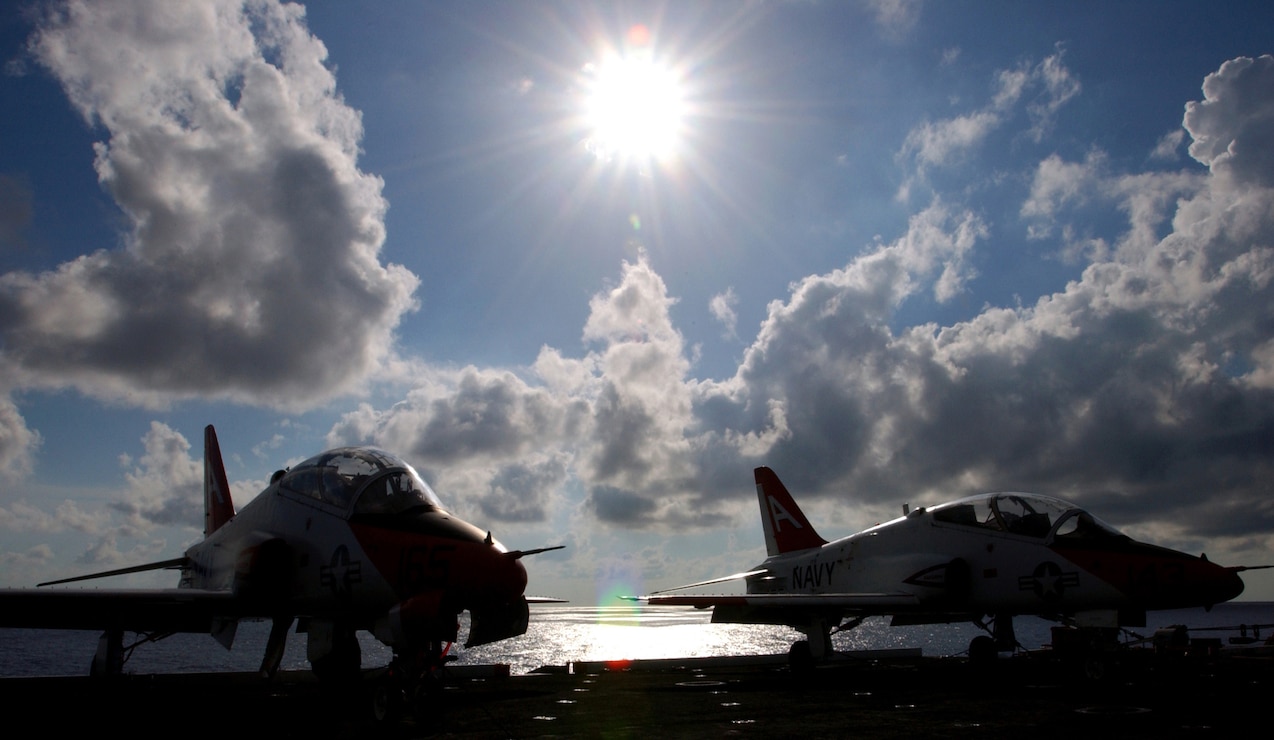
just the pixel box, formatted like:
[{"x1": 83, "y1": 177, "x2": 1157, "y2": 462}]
[{"x1": 583, "y1": 51, "x2": 685, "y2": 165}]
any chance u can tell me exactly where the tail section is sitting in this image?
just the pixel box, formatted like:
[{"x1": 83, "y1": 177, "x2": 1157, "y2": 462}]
[
  {"x1": 754, "y1": 467, "x2": 827, "y2": 556},
  {"x1": 204, "y1": 425, "x2": 235, "y2": 535}
]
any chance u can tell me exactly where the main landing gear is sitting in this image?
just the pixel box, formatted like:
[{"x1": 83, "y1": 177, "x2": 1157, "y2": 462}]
[
  {"x1": 969, "y1": 614, "x2": 1019, "y2": 664},
  {"x1": 368, "y1": 641, "x2": 455, "y2": 726},
  {"x1": 787, "y1": 616, "x2": 868, "y2": 672}
]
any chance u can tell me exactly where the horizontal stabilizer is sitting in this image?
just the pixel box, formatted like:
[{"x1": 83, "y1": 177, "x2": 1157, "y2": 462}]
[{"x1": 37, "y1": 557, "x2": 188, "y2": 587}]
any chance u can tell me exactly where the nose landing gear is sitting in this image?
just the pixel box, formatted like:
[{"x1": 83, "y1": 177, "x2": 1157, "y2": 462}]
[{"x1": 369, "y1": 640, "x2": 454, "y2": 727}]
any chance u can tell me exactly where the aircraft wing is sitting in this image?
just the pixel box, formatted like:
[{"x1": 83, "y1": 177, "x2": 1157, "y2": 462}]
[
  {"x1": 646, "y1": 570, "x2": 770, "y2": 595},
  {"x1": 0, "y1": 588, "x2": 249, "y2": 634},
  {"x1": 640, "y1": 592, "x2": 922, "y2": 610}
]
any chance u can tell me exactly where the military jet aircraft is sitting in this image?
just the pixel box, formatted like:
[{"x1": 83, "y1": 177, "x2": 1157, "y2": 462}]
[
  {"x1": 628, "y1": 466, "x2": 1262, "y2": 667},
  {"x1": 0, "y1": 425, "x2": 563, "y2": 699}
]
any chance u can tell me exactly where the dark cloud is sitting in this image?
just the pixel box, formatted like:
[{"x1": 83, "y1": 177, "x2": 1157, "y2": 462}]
[
  {"x1": 588, "y1": 485, "x2": 657, "y2": 524},
  {"x1": 477, "y1": 456, "x2": 568, "y2": 523},
  {"x1": 409, "y1": 369, "x2": 573, "y2": 464}
]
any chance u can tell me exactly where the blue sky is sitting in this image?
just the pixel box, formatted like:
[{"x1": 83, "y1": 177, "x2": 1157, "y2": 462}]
[{"x1": 1, "y1": 0, "x2": 1273, "y2": 605}]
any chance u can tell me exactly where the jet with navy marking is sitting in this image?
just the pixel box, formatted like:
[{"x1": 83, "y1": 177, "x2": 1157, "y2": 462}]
[
  {"x1": 0, "y1": 425, "x2": 563, "y2": 705},
  {"x1": 628, "y1": 467, "x2": 1263, "y2": 666}
]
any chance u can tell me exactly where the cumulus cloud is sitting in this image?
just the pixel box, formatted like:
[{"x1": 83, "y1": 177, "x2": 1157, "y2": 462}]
[
  {"x1": 10, "y1": 25, "x2": 1267, "y2": 579},
  {"x1": 324, "y1": 55, "x2": 1274, "y2": 564},
  {"x1": 113, "y1": 421, "x2": 204, "y2": 528},
  {"x1": 899, "y1": 48, "x2": 1080, "y2": 189},
  {"x1": 0, "y1": 420, "x2": 210, "y2": 581},
  {"x1": 693, "y1": 55, "x2": 1274, "y2": 547},
  {"x1": 0, "y1": 397, "x2": 41, "y2": 483},
  {"x1": 326, "y1": 255, "x2": 712, "y2": 529},
  {"x1": 327, "y1": 203, "x2": 984, "y2": 530},
  {"x1": 0, "y1": 0, "x2": 418, "y2": 410},
  {"x1": 24, "y1": 421, "x2": 267, "y2": 574},
  {"x1": 1020, "y1": 151, "x2": 1106, "y2": 226},
  {"x1": 709, "y1": 288, "x2": 739, "y2": 340},
  {"x1": 1151, "y1": 129, "x2": 1185, "y2": 161},
  {"x1": 109, "y1": 420, "x2": 267, "y2": 531},
  {"x1": 900, "y1": 110, "x2": 1000, "y2": 172},
  {"x1": 0, "y1": 499, "x2": 88, "y2": 534},
  {"x1": 0, "y1": 544, "x2": 54, "y2": 584},
  {"x1": 1184, "y1": 55, "x2": 1274, "y2": 188}
]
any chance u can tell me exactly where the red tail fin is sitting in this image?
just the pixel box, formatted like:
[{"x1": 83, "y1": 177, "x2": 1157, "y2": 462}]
[
  {"x1": 204, "y1": 425, "x2": 235, "y2": 535},
  {"x1": 754, "y1": 467, "x2": 827, "y2": 556}
]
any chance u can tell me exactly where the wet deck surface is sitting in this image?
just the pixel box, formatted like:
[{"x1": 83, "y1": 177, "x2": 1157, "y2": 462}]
[{"x1": 3, "y1": 649, "x2": 1270, "y2": 738}]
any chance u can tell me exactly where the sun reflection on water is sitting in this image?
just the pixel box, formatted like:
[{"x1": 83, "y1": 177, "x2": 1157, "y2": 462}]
[{"x1": 6, "y1": 603, "x2": 1268, "y2": 678}]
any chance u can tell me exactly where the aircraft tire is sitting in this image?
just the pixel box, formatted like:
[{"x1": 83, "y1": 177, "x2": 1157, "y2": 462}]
[
  {"x1": 370, "y1": 684, "x2": 405, "y2": 725},
  {"x1": 968, "y1": 635, "x2": 996, "y2": 664},
  {"x1": 788, "y1": 640, "x2": 815, "y2": 674}
]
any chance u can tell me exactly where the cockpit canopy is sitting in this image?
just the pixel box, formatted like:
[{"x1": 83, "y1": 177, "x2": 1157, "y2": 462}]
[
  {"x1": 928, "y1": 492, "x2": 1124, "y2": 541},
  {"x1": 277, "y1": 447, "x2": 443, "y2": 516}
]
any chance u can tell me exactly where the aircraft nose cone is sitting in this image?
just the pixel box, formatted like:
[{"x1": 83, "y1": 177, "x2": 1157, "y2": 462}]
[
  {"x1": 489, "y1": 551, "x2": 528, "y2": 598},
  {"x1": 509, "y1": 556, "x2": 529, "y2": 595},
  {"x1": 1215, "y1": 568, "x2": 1245, "y2": 605}
]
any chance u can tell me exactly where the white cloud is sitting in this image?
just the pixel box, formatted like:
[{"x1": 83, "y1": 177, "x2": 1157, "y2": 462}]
[
  {"x1": 324, "y1": 56, "x2": 1274, "y2": 554},
  {"x1": 1184, "y1": 55, "x2": 1274, "y2": 188},
  {"x1": 901, "y1": 110, "x2": 1000, "y2": 170},
  {"x1": 1151, "y1": 129, "x2": 1185, "y2": 161},
  {"x1": 113, "y1": 421, "x2": 203, "y2": 528},
  {"x1": 898, "y1": 48, "x2": 1081, "y2": 198},
  {"x1": 0, "y1": 500, "x2": 64, "y2": 533},
  {"x1": 709, "y1": 288, "x2": 739, "y2": 339},
  {"x1": 0, "y1": 544, "x2": 54, "y2": 584},
  {"x1": 865, "y1": 0, "x2": 921, "y2": 38},
  {"x1": 0, "y1": 0, "x2": 419, "y2": 410},
  {"x1": 1021, "y1": 151, "x2": 1105, "y2": 225},
  {"x1": 0, "y1": 396, "x2": 40, "y2": 483},
  {"x1": 5, "y1": 6, "x2": 1271, "y2": 583},
  {"x1": 1026, "y1": 49, "x2": 1081, "y2": 141}
]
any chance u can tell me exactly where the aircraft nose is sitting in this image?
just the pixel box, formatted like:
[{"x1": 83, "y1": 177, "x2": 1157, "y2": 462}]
[
  {"x1": 491, "y1": 549, "x2": 529, "y2": 597},
  {"x1": 1191, "y1": 558, "x2": 1246, "y2": 607},
  {"x1": 510, "y1": 556, "x2": 529, "y2": 594},
  {"x1": 1214, "y1": 567, "x2": 1245, "y2": 605}
]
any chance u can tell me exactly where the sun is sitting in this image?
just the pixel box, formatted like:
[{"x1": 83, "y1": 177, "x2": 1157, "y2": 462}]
[{"x1": 582, "y1": 50, "x2": 685, "y2": 165}]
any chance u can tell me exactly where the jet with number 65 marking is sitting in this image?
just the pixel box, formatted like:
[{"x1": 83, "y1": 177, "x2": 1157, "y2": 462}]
[
  {"x1": 627, "y1": 467, "x2": 1265, "y2": 666},
  {"x1": 0, "y1": 425, "x2": 563, "y2": 698}
]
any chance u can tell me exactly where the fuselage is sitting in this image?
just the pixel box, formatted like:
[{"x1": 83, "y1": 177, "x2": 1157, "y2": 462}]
[
  {"x1": 745, "y1": 492, "x2": 1243, "y2": 622},
  {"x1": 181, "y1": 447, "x2": 530, "y2": 647}
]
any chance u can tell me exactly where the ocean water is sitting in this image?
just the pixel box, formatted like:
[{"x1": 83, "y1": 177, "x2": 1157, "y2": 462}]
[{"x1": 1, "y1": 603, "x2": 1271, "y2": 678}]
